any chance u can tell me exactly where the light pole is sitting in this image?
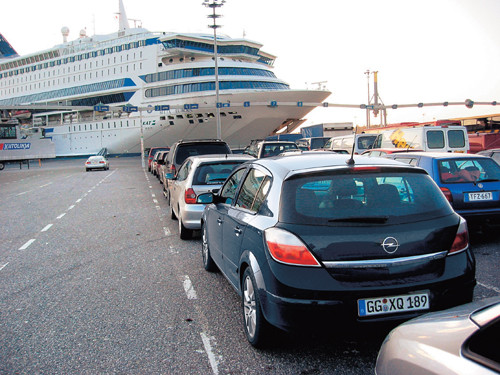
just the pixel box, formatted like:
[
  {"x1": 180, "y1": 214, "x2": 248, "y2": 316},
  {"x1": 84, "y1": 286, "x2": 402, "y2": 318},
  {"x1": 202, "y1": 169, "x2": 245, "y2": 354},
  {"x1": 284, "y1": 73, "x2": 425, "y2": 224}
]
[{"x1": 203, "y1": 0, "x2": 225, "y2": 140}]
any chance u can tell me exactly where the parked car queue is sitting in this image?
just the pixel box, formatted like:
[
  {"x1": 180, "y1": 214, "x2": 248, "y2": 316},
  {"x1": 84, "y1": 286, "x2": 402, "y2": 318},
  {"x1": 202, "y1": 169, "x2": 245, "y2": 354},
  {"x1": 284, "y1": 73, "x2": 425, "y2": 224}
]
[{"x1": 147, "y1": 138, "x2": 499, "y2": 369}]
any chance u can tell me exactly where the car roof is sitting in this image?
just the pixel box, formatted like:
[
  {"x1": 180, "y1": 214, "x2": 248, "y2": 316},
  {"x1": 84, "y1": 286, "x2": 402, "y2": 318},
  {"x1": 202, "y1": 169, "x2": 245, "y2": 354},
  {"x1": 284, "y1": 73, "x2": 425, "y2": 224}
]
[
  {"x1": 389, "y1": 151, "x2": 491, "y2": 159},
  {"x1": 184, "y1": 154, "x2": 254, "y2": 163},
  {"x1": 252, "y1": 153, "x2": 419, "y2": 179}
]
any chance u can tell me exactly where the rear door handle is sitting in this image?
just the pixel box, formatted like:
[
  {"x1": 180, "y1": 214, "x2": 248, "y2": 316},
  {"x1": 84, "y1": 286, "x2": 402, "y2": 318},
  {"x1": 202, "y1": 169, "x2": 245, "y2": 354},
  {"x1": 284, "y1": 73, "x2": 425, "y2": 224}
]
[
  {"x1": 234, "y1": 227, "x2": 242, "y2": 236},
  {"x1": 217, "y1": 218, "x2": 223, "y2": 225}
]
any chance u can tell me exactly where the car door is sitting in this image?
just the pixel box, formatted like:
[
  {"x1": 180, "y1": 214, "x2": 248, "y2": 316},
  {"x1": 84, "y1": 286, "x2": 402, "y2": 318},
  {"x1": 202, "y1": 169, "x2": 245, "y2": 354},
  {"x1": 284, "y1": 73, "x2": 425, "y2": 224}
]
[
  {"x1": 206, "y1": 167, "x2": 248, "y2": 269},
  {"x1": 223, "y1": 168, "x2": 271, "y2": 289},
  {"x1": 170, "y1": 159, "x2": 191, "y2": 216}
]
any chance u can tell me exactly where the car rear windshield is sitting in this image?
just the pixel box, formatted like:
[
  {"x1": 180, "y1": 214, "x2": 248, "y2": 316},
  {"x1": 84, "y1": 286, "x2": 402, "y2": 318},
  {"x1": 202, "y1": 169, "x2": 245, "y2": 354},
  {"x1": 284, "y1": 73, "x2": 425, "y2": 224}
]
[
  {"x1": 438, "y1": 157, "x2": 500, "y2": 183},
  {"x1": 193, "y1": 161, "x2": 246, "y2": 185},
  {"x1": 175, "y1": 144, "x2": 230, "y2": 165},
  {"x1": 280, "y1": 169, "x2": 454, "y2": 224}
]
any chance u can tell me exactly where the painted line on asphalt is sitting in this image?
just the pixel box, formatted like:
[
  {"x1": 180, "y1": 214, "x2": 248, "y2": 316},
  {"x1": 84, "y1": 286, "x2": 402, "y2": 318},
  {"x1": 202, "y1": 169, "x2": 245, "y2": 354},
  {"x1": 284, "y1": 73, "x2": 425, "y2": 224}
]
[
  {"x1": 57, "y1": 213, "x2": 66, "y2": 219},
  {"x1": 478, "y1": 281, "x2": 500, "y2": 294},
  {"x1": 183, "y1": 275, "x2": 198, "y2": 300},
  {"x1": 41, "y1": 224, "x2": 53, "y2": 232},
  {"x1": 68, "y1": 205, "x2": 75, "y2": 210},
  {"x1": 200, "y1": 332, "x2": 220, "y2": 375},
  {"x1": 19, "y1": 239, "x2": 35, "y2": 250},
  {"x1": 153, "y1": 199, "x2": 158, "y2": 204},
  {"x1": 164, "y1": 227, "x2": 171, "y2": 236},
  {"x1": 0, "y1": 263, "x2": 9, "y2": 271},
  {"x1": 39, "y1": 182, "x2": 53, "y2": 188},
  {"x1": 76, "y1": 198, "x2": 82, "y2": 203},
  {"x1": 152, "y1": 194, "x2": 156, "y2": 198}
]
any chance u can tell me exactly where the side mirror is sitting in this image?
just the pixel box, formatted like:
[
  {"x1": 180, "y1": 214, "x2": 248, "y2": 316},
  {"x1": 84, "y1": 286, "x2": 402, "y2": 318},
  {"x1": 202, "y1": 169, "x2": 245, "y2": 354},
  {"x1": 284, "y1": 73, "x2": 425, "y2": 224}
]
[{"x1": 197, "y1": 192, "x2": 214, "y2": 204}]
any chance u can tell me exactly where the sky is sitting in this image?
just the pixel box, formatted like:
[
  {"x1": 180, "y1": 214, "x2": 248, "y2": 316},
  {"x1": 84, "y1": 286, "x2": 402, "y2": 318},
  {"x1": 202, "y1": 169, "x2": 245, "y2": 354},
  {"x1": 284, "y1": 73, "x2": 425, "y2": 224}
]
[{"x1": 3, "y1": 0, "x2": 500, "y2": 127}]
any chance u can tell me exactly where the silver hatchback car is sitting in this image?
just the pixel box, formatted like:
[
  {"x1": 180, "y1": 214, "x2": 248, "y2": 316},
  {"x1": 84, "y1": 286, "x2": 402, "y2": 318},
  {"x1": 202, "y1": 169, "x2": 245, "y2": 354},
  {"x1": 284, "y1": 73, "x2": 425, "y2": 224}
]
[{"x1": 165, "y1": 154, "x2": 253, "y2": 239}]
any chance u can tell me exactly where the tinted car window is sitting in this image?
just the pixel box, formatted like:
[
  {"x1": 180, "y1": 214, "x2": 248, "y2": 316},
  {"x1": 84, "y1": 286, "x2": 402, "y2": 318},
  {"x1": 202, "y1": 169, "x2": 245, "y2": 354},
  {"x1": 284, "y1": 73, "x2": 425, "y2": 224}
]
[
  {"x1": 175, "y1": 144, "x2": 230, "y2": 165},
  {"x1": 176, "y1": 160, "x2": 191, "y2": 181},
  {"x1": 235, "y1": 169, "x2": 268, "y2": 211},
  {"x1": 220, "y1": 168, "x2": 247, "y2": 204},
  {"x1": 280, "y1": 170, "x2": 453, "y2": 224},
  {"x1": 438, "y1": 158, "x2": 500, "y2": 183},
  {"x1": 427, "y1": 130, "x2": 445, "y2": 149},
  {"x1": 193, "y1": 161, "x2": 245, "y2": 185},
  {"x1": 448, "y1": 130, "x2": 466, "y2": 148}
]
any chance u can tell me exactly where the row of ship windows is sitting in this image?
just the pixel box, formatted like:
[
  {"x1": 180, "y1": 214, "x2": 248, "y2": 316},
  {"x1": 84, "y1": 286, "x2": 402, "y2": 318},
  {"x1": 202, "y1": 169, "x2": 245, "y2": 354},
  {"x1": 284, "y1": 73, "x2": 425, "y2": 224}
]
[
  {"x1": 144, "y1": 67, "x2": 276, "y2": 83},
  {"x1": 145, "y1": 81, "x2": 290, "y2": 98},
  {"x1": 0, "y1": 61, "x2": 143, "y2": 96},
  {"x1": 0, "y1": 80, "x2": 130, "y2": 106},
  {"x1": 62, "y1": 112, "x2": 243, "y2": 132},
  {"x1": 0, "y1": 39, "x2": 152, "y2": 74}
]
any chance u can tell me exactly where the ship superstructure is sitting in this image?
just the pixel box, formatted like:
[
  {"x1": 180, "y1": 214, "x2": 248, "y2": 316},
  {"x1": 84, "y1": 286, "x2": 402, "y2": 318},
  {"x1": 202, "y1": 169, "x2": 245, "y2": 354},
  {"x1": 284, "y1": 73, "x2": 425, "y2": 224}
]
[{"x1": 0, "y1": 1, "x2": 330, "y2": 156}]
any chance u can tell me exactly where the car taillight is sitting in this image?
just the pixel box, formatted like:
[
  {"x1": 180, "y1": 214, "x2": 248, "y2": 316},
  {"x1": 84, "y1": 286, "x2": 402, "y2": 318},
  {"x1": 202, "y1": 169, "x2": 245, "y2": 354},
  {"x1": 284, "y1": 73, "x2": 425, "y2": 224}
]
[
  {"x1": 86, "y1": 161, "x2": 91, "y2": 164},
  {"x1": 99, "y1": 161, "x2": 105, "y2": 164},
  {"x1": 184, "y1": 188, "x2": 197, "y2": 204},
  {"x1": 448, "y1": 217, "x2": 469, "y2": 255},
  {"x1": 440, "y1": 187, "x2": 453, "y2": 202},
  {"x1": 169, "y1": 164, "x2": 176, "y2": 175},
  {"x1": 264, "y1": 228, "x2": 320, "y2": 266}
]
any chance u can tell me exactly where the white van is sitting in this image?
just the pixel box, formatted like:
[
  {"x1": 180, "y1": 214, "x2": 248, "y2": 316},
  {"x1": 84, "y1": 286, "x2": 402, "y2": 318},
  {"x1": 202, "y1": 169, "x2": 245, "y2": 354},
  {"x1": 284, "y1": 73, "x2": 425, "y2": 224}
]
[
  {"x1": 324, "y1": 134, "x2": 378, "y2": 154},
  {"x1": 371, "y1": 125, "x2": 469, "y2": 152}
]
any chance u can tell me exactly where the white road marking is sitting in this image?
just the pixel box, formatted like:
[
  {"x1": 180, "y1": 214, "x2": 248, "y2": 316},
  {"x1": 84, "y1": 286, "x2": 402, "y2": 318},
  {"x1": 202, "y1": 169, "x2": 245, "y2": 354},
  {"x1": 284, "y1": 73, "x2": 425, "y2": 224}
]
[
  {"x1": 149, "y1": 185, "x2": 152, "y2": 189},
  {"x1": 478, "y1": 281, "x2": 500, "y2": 294},
  {"x1": 16, "y1": 191, "x2": 30, "y2": 196},
  {"x1": 41, "y1": 224, "x2": 53, "y2": 232},
  {"x1": 39, "y1": 182, "x2": 53, "y2": 188},
  {"x1": 183, "y1": 275, "x2": 198, "y2": 300},
  {"x1": 152, "y1": 194, "x2": 156, "y2": 198},
  {"x1": 163, "y1": 227, "x2": 171, "y2": 236},
  {"x1": 19, "y1": 239, "x2": 36, "y2": 250},
  {"x1": 56, "y1": 213, "x2": 66, "y2": 219},
  {"x1": 68, "y1": 205, "x2": 75, "y2": 210},
  {"x1": 200, "y1": 332, "x2": 220, "y2": 375},
  {"x1": 153, "y1": 199, "x2": 158, "y2": 204},
  {"x1": 0, "y1": 263, "x2": 9, "y2": 271},
  {"x1": 76, "y1": 198, "x2": 82, "y2": 203}
]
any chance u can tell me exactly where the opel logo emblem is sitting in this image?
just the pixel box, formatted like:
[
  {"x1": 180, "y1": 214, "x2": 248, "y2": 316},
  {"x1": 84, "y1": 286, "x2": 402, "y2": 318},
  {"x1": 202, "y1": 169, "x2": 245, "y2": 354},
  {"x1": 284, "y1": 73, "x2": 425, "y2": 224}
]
[{"x1": 382, "y1": 237, "x2": 399, "y2": 254}]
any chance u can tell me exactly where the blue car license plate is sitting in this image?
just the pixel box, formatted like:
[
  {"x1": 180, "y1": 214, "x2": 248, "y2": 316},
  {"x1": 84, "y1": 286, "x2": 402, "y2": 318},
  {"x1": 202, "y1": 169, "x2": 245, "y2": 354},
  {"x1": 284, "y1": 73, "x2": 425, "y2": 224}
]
[{"x1": 358, "y1": 292, "x2": 429, "y2": 317}]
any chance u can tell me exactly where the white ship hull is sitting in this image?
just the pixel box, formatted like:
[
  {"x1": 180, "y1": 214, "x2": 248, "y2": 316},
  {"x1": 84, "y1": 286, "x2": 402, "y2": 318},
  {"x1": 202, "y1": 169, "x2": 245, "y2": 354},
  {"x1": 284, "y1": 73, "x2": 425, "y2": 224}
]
[{"x1": 46, "y1": 89, "x2": 329, "y2": 156}]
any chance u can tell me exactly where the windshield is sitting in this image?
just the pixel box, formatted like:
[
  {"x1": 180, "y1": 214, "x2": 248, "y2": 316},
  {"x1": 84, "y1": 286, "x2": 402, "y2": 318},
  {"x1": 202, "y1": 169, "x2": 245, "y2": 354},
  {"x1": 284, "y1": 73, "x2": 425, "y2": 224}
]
[{"x1": 280, "y1": 170, "x2": 454, "y2": 224}]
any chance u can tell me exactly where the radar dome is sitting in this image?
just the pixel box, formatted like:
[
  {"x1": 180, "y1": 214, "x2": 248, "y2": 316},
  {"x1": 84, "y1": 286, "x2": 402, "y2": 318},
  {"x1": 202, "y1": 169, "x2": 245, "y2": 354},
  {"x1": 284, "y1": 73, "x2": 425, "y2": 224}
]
[{"x1": 79, "y1": 29, "x2": 87, "y2": 38}]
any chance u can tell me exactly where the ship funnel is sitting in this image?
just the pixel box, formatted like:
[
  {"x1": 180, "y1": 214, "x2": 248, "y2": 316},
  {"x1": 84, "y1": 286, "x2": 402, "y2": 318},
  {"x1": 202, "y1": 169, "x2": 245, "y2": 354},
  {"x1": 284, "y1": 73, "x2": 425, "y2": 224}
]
[{"x1": 61, "y1": 27, "x2": 69, "y2": 43}]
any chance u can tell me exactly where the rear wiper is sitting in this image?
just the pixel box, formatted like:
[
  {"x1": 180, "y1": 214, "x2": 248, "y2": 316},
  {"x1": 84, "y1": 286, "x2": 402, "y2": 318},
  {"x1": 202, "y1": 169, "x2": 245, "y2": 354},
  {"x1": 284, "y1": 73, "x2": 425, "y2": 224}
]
[{"x1": 328, "y1": 216, "x2": 389, "y2": 223}]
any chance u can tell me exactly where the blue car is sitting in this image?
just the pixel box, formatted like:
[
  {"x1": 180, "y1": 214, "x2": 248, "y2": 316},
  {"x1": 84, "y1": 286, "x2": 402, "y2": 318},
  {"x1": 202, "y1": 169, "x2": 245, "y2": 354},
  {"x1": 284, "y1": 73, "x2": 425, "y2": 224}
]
[
  {"x1": 386, "y1": 152, "x2": 500, "y2": 228},
  {"x1": 198, "y1": 153, "x2": 475, "y2": 347}
]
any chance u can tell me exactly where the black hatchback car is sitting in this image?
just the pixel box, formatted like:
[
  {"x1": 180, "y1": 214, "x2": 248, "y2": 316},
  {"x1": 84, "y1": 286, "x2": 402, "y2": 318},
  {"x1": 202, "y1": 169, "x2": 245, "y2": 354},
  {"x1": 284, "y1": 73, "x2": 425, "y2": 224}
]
[{"x1": 198, "y1": 153, "x2": 476, "y2": 347}]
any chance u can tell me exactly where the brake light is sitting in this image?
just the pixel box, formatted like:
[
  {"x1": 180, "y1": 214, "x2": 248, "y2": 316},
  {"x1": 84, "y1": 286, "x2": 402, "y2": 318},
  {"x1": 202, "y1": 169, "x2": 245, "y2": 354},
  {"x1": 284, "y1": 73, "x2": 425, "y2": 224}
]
[
  {"x1": 440, "y1": 187, "x2": 453, "y2": 202},
  {"x1": 448, "y1": 217, "x2": 469, "y2": 255},
  {"x1": 99, "y1": 161, "x2": 105, "y2": 164},
  {"x1": 184, "y1": 188, "x2": 197, "y2": 204},
  {"x1": 85, "y1": 161, "x2": 91, "y2": 164},
  {"x1": 264, "y1": 228, "x2": 320, "y2": 266},
  {"x1": 169, "y1": 164, "x2": 176, "y2": 175}
]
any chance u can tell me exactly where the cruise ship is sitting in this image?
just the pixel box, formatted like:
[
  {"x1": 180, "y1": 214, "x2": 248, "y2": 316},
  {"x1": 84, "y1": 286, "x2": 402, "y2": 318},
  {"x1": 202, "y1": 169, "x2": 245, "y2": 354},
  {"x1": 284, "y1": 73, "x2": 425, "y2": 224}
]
[{"x1": 0, "y1": 1, "x2": 330, "y2": 157}]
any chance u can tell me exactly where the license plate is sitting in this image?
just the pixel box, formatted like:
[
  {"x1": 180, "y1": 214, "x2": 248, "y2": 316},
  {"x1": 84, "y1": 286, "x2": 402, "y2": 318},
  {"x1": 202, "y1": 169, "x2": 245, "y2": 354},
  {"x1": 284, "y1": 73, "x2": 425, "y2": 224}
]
[
  {"x1": 358, "y1": 292, "x2": 429, "y2": 317},
  {"x1": 468, "y1": 192, "x2": 493, "y2": 201}
]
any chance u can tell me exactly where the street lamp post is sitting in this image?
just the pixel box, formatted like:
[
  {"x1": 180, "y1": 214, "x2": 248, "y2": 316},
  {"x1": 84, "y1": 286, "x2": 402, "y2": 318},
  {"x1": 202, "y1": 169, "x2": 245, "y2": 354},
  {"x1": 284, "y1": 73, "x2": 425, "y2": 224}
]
[{"x1": 203, "y1": 0, "x2": 225, "y2": 140}]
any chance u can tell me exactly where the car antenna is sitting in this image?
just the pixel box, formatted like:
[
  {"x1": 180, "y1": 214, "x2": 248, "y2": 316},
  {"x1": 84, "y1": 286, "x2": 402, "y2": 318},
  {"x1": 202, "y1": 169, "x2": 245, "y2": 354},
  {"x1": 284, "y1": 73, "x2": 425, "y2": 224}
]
[{"x1": 346, "y1": 127, "x2": 357, "y2": 166}]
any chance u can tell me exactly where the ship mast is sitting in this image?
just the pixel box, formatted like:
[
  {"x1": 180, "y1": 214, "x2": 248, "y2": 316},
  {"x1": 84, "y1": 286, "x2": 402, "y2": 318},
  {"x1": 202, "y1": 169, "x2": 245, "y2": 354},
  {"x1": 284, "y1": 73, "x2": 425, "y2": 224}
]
[{"x1": 118, "y1": 0, "x2": 130, "y2": 35}]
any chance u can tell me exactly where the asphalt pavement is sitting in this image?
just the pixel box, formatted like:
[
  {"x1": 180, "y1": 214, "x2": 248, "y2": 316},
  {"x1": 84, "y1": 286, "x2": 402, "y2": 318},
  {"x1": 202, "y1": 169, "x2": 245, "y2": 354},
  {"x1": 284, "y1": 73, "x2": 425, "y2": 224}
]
[{"x1": 0, "y1": 157, "x2": 498, "y2": 374}]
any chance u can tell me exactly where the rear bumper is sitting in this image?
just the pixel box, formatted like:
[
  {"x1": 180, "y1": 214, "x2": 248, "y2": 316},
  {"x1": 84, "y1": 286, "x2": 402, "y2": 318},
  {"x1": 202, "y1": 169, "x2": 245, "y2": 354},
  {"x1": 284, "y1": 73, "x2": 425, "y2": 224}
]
[
  {"x1": 259, "y1": 276, "x2": 476, "y2": 332},
  {"x1": 181, "y1": 204, "x2": 206, "y2": 229}
]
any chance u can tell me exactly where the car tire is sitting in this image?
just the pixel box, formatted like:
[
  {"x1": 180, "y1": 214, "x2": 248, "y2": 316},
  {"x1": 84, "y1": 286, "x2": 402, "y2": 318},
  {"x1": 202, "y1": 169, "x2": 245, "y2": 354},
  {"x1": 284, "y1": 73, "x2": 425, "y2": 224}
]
[
  {"x1": 179, "y1": 215, "x2": 192, "y2": 240},
  {"x1": 242, "y1": 267, "x2": 270, "y2": 348},
  {"x1": 201, "y1": 223, "x2": 217, "y2": 272},
  {"x1": 86, "y1": 168, "x2": 89, "y2": 172},
  {"x1": 0, "y1": 162, "x2": 4, "y2": 170}
]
